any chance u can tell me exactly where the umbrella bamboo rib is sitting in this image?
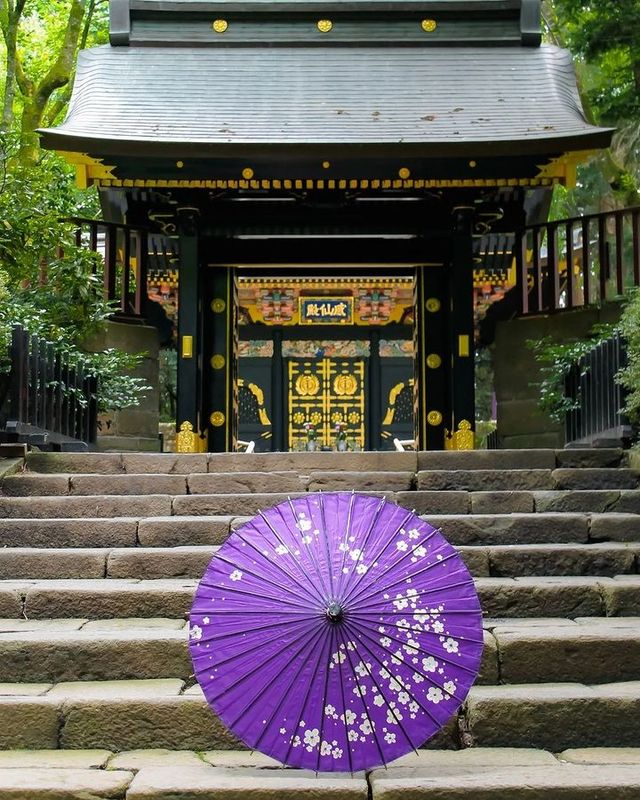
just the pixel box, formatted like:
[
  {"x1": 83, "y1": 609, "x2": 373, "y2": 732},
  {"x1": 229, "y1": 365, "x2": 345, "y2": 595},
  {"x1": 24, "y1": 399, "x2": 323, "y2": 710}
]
[
  {"x1": 346, "y1": 616, "x2": 474, "y2": 709},
  {"x1": 258, "y1": 510, "x2": 328, "y2": 607},
  {"x1": 340, "y1": 508, "x2": 415, "y2": 608},
  {"x1": 286, "y1": 496, "x2": 332, "y2": 602},
  {"x1": 197, "y1": 572, "x2": 314, "y2": 612},
  {"x1": 318, "y1": 492, "x2": 336, "y2": 599},
  {"x1": 335, "y1": 496, "x2": 387, "y2": 601},
  {"x1": 335, "y1": 492, "x2": 357, "y2": 597},
  {"x1": 338, "y1": 625, "x2": 418, "y2": 764},
  {"x1": 316, "y1": 624, "x2": 336, "y2": 775},
  {"x1": 355, "y1": 576, "x2": 478, "y2": 615}
]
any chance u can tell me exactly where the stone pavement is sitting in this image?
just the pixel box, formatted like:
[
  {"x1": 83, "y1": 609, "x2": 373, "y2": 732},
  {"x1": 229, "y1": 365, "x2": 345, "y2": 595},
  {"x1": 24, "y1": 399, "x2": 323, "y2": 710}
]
[{"x1": 0, "y1": 449, "x2": 639, "y2": 798}]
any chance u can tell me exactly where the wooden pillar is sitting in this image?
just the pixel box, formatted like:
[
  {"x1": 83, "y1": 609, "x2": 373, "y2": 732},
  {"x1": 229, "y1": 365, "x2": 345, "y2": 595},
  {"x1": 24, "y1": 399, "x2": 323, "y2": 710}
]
[
  {"x1": 369, "y1": 329, "x2": 381, "y2": 451},
  {"x1": 449, "y1": 206, "x2": 476, "y2": 445},
  {"x1": 271, "y1": 328, "x2": 285, "y2": 451},
  {"x1": 414, "y1": 265, "x2": 449, "y2": 450},
  {"x1": 206, "y1": 267, "x2": 236, "y2": 453},
  {"x1": 176, "y1": 213, "x2": 202, "y2": 451}
]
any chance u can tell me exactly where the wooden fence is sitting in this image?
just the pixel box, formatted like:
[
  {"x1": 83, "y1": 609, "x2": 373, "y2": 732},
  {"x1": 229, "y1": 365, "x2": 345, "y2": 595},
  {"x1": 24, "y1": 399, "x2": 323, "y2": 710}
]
[{"x1": 3, "y1": 325, "x2": 98, "y2": 450}]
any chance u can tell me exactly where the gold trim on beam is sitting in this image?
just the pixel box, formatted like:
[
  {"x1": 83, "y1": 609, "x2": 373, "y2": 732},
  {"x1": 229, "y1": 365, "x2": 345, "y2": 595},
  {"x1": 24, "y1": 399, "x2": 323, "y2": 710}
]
[
  {"x1": 59, "y1": 152, "x2": 117, "y2": 189},
  {"x1": 536, "y1": 150, "x2": 597, "y2": 188},
  {"x1": 93, "y1": 176, "x2": 556, "y2": 190}
]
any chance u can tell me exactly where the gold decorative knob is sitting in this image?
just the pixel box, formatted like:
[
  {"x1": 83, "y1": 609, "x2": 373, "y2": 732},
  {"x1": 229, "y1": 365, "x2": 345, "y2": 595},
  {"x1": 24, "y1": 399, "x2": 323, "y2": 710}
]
[
  {"x1": 210, "y1": 411, "x2": 226, "y2": 427},
  {"x1": 212, "y1": 19, "x2": 228, "y2": 33},
  {"x1": 242, "y1": 167, "x2": 254, "y2": 179},
  {"x1": 421, "y1": 19, "x2": 437, "y2": 32},
  {"x1": 211, "y1": 354, "x2": 226, "y2": 370},
  {"x1": 426, "y1": 353, "x2": 442, "y2": 369},
  {"x1": 426, "y1": 297, "x2": 441, "y2": 313},
  {"x1": 317, "y1": 19, "x2": 333, "y2": 32},
  {"x1": 211, "y1": 298, "x2": 226, "y2": 313},
  {"x1": 427, "y1": 410, "x2": 443, "y2": 426},
  {"x1": 399, "y1": 167, "x2": 411, "y2": 179}
]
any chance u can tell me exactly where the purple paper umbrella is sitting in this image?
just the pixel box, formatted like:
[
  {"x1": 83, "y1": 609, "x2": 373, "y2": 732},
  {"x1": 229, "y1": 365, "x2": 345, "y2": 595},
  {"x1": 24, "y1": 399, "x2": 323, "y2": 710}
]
[{"x1": 189, "y1": 492, "x2": 483, "y2": 772}]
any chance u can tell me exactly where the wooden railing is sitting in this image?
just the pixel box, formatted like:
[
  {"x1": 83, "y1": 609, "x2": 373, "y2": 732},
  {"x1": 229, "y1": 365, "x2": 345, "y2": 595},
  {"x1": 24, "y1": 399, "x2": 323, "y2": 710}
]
[
  {"x1": 516, "y1": 206, "x2": 640, "y2": 315},
  {"x1": 2, "y1": 325, "x2": 97, "y2": 450},
  {"x1": 564, "y1": 331, "x2": 632, "y2": 447},
  {"x1": 66, "y1": 217, "x2": 150, "y2": 319}
]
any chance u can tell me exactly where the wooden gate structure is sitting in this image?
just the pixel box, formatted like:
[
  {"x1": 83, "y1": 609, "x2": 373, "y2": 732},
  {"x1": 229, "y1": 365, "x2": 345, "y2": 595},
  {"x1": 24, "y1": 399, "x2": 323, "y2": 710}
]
[{"x1": 40, "y1": 0, "x2": 612, "y2": 451}]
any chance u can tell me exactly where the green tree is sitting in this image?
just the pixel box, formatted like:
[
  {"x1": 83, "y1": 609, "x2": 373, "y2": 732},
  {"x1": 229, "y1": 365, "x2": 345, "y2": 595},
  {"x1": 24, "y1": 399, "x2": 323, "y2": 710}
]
[{"x1": 0, "y1": 1, "x2": 108, "y2": 162}]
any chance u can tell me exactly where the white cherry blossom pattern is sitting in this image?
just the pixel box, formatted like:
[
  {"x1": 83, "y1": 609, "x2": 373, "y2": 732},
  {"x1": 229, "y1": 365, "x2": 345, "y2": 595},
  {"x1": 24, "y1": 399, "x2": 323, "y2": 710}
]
[
  {"x1": 229, "y1": 569, "x2": 243, "y2": 582},
  {"x1": 189, "y1": 625, "x2": 202, "y2": 641}
]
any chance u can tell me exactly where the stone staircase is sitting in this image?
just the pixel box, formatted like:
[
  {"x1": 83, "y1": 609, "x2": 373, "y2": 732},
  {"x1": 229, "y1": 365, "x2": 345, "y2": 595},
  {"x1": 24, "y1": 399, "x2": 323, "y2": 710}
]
[{"x1": 1, "y1": 449, "x2": 639, "y2": 798}]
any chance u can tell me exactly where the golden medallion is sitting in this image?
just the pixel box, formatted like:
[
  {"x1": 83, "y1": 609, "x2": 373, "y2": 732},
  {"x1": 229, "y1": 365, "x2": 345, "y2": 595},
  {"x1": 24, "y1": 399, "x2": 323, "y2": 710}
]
[
  {"x1": 295, "y1": 374, "x2": 320, "y2": 396},
  {"x1": 210, "y1": 411, "x2": 226, "y2": 427},
  {"x1": 317, "y1": 19, "x2": 333, "y2": 32},
  {"x1": 211, "y1": 298, "x2": 226, "y2": 313},
  {"x1": 398, "y1": 167, "x2": 411, "y2": 179},
  {"x1": 210, "y1": 354, "x2": 226, "y2": 370},
  {"x1": 334, "y1": 374, "x2": 358, "y2": 396},
  {"x1": 212, "y1": 19, "x2": 228, "y2": 32},
  {"x1": 421, "y1": 19, "x2": 437, "y2": 32},
  {"x1": 242, "y1": 167, "x2": 254, "y2": 180},
  {"x1": 426, "y1": 353, "x2": 442, "y2": 369},
  {"x1": 426, "y1": 297, "x2": 441, "y2": 313},
  {"x1": 293, "y1": 412, "x2": 305, "y2": 424},
  {"x1": 427, "y1": 410, "x2": 443, "y2": 427}
]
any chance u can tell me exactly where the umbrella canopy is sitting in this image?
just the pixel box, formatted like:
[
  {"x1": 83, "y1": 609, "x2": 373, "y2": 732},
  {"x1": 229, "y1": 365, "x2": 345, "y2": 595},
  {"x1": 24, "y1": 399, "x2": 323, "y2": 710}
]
[{"x1": 189, "y1": 492, "x2": 483, "y2": 772}]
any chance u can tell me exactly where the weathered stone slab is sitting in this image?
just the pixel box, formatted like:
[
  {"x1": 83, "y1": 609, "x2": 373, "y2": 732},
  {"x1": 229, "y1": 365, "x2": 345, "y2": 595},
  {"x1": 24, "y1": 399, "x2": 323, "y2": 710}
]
[
  {"x1": 1, "y1": 474, "x2": 70, "y2": 496},
  {"x1": 574, "y1": 616, "x2": 640, "y2": 629},
  {"x1": 479, "y1": 631, "x2": 499, "y2": 684},
  {"x1": 307, "y1": 471, "x2": 414, "y2": 492},
  {"x1": 50, "y1": 679, "x2": 184, "y2": 699},
  {"x1": 173, "y1": 494, "x2": 307, "y2": 516},
  {"x1": 107, "y1": 547, "x2": 214, "y2": 579},
  {"x1": 0, "y1": 583, "x2": 26, "y2": 617},
  {"x1": 391, "y1": 748, "x2": 557, "y2": 768},
  {"x1": 470, "y1": 492, "x2": 534, "y2": 514},
  {"x1": 0, "y1": 749, "x2": 112, "y2": 769},
  {"x1": 397, "y1": 492, "x2": 469, "y2": 515},
  {"x1": 128, "y1": 765, "x2": 368, "y2": 800},
  {"x1": 189, "y1": 472, "x2": 304, "y2": 494},
  {"x1": 495, "y1": 627, "x2": 640, "y2": 683},
  {"x1": 476, "y1": 577, "x2": 605, "y2": 618},
  {"x1": 559, "y1": 748, "x2": 640, "y2": 765},
  {"x1": 418, "y1": 470, "x2": 553, "y2": 492},
  {"x1": 0, "y1": 697, "x2": 60, "y2": 748},
  {"x1": 600, "y1": 577, "x2": 640, "y2": 616},
  {"x1": 123, "y1": 454, "x2": 209, "y2": 474},
  {"x1": 534, "y1": 491, "x2": 620, "y2": 514},
  {"x1": 137, "y1": 516, "x2": 231, "y2": 547},
  {"x1": 608, "y1": 491, "x2": 640, "y2": 514},
  {"x1": 24, "y1": 579, "x2": 196, "y2": 619},
  {"x1": 0, "y1": 518, "x2": 138, "y2": 548},
  {"x1": 60, "y1": 696, "x2": 241, "y2": 750},
  {"x1": 0, "y1": 630, "x2": 189, "y2": 682},
  {"x1": 457, "y1": 547, "x2": 490, "y2": 577},
  {"x1": 465, "y1": 683, "x2": 640, "y2": 749},
  {"x1": 487, "y1": 543, "x2": 635, "y2": 578},
  {"x1": 70, "y1": 474, "x2": 188, "y2": 496},
  {"x1": 0, "y1": 619, "x2": 87, "y2": 633},
  {"x1": 0, "y1": 495, "x2": 172, "y2": 518},
  {"x1": 553, "y1": 468, "x2": 640, "y2": 491},
  {"x1": 0, "y1": 548, "x2": 107, "y2": 580},
  {"x1": 25, "y1": 452, "x2": 124, "y2": 474},
  {"x1": 201, "y1": 751, "x2": 281, "y2": 768},
  {"x1": 0, "y1": 683, "x2": 51, "y2": 696},
  {"x1": 589, "y1": 514, "x2": 640, "y2": 543},
  {"x1": 0, "y1": 767, "x2": 133, "y2": 798},
  {"x1": 369, "y1": 763, "x2": 640, "y2": 799},
  {"x1": 108, "y1": 749, "x2": 205, "y2": 770},
  {"x1": 208, "y1": 451, "x2": 416, "y2": 474},
  {"x1": 81, "y1": 618, "x2": 186, "y2": 631},
  {"x1": 483, "y1": 618, "x2": 578, "y2": 631},
  {"x1": 424, "y1": 515, "x2": 587, "y2": 547},
  {"x1": 418, "y1": 450, "x2": 556, "y2": 471},
  {"x1": 556, "y1": 449, "x2": 624, "y2": 468}
]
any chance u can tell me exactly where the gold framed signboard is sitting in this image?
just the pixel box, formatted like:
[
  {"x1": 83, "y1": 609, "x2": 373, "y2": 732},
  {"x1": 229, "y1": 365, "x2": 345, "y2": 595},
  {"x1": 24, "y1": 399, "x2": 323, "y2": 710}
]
[{"x1": 299, "y1": 297, "x2": 354, "y2": 325}]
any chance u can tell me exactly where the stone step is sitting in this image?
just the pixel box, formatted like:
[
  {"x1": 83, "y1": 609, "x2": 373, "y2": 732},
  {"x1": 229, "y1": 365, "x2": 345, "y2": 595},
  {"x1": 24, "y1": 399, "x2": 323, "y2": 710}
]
[
  {"x1": 0, "y1": 542, "x2": 637, "y2": 580},
  {"x1": 1, "y1": 621, "x2": 638, "y2": 685},
  {"x1": 466, "y1": 682, "x2": 640, "y2": 750},
  {"x1": 0, "y1": 749, "x2": 637, "y2": 800},
  {"x1": 22, "y1": 449, "x2": 625, "y2": 475},
  {"x1": 5, "y1": 469, "x2": 639, "y2": 498},
  {"x1": 1, "y1": 680, "x2": 638, "y2": 753},
  {"x1": 1, "y1": 575, "x2": 637, "y2": 619},
  {"x1": 3, "y1": 489, "x2": 640, "y2": 518}
]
